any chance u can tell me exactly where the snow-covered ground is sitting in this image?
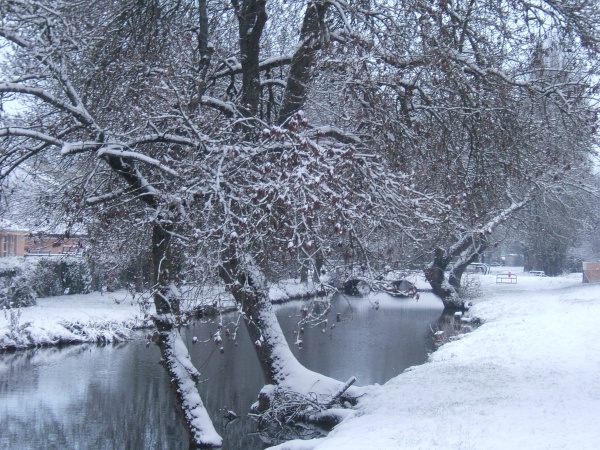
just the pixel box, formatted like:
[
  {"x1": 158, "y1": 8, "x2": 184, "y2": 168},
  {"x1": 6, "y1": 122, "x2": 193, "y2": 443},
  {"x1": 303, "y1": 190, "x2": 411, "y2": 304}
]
[
  {"x1": 0, "y1": 278, "x2": 323, "y2": 350},
  {"x1": 3, "y1": 267, "x2": 599, "y2": 449},
  {"x1": 272, "y1": 267, "x2": 600, "y2": 449},
  {"x1": 0, "y1": 290, "x2": 149, "y2": 349}
]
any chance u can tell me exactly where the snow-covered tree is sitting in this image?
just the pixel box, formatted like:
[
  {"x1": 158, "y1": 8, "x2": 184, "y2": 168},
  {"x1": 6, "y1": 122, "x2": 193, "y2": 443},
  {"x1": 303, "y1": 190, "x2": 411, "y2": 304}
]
[
  {"x1": 1, "y1": 0, "x2": 600, "y2": 444},
  {"x1": 0, "y1": 0, "x2": 424, "y2": 444},
  {"x1": 313, "y1": 0, "x2": 600, "y2": 308}
]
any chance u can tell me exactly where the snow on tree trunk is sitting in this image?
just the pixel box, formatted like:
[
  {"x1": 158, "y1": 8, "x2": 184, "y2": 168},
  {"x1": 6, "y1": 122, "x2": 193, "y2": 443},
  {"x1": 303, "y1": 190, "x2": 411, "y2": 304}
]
[
  {"x1": 423, "y1": 247, "x2": 457, "y2": 307},
  {"x1": 219, "y1": 245, "x2": 363, "y2": 401},
  {"x1": 426, "y1": 200, "x2": 531, "y2": 309},
  {"x1": 424, "y1": 250, "x2": 462, "y2": 310},
  {"x1": 155, "y1": 316, "x2": 222, "y2": 448},
  {"x1": 151, "y1": 224, "x2": 222, "y2": 447},
  {"x1": 425, "y1": 239, "x2": 485, "y2": 310}
]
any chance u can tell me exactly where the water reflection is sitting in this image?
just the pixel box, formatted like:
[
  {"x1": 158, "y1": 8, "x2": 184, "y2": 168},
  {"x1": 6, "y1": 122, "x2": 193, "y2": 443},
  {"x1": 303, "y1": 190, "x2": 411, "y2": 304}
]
[
  {"x1": 278, "y1": 293, "x2": 445, "y2": 385},
  {"x1": 0, "y1": 343, "x2": 188, "y2": 450},
  {"x1": 183, "y1": 315, "x2": 266, "y2": 450},
  {"x1": 0, "y1": 292, "x2": 447, "y2": 450}
]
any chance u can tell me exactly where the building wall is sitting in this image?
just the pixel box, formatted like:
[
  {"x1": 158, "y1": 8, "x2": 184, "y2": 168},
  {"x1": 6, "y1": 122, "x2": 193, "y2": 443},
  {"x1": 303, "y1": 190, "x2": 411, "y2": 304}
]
[
  {"x1": 15, "y1": 234, "x2": 26, "y2": 256},
  {"x1": 0, "y1": 231, "x2": 28, "y2": 257},
  {"x1": 25, "y1": 235, "x2": 84, "y2": 255},
  {"x1": 582, "y1": 262, "x2": 600, "y2": 283}
]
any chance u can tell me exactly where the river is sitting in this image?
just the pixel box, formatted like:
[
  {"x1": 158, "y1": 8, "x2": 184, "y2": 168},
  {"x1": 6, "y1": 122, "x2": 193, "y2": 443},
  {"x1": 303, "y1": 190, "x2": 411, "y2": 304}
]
[{"x1": 0, "y1": 292, "x2": 455, "y2": 449}]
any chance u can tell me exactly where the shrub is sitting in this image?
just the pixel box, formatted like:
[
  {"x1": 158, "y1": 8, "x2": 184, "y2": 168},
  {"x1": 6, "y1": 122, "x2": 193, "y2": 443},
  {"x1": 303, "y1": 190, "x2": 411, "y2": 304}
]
[{"x1": 0, "y1": 256, "x2": 92, "y2": 306}]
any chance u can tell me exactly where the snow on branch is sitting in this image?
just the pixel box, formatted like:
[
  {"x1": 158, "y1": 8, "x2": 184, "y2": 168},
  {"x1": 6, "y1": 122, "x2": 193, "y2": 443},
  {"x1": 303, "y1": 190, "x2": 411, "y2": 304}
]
[
  {"x1": 328, "y1": 0, "x2": 354, "y2": 35},
  {"x1": 85, "y1": 189, "x2": 126, "y2": 205},
  {"x1": 478, "y1": 191, "x2": 535, "y2": 235},
  {"x1": 200, "y1": 96, "x2": 237, "y2": 117},
  {"x1": 0, "y1": 127, "x2": 64, "y2": 147},
  {"x1": 210, "y1": 54, "x2": 293, "y2": 80},
  {"x1": 447, "y1": 192, "x2": 535, "y2": 258},
  {"x1": 0, "y1": 128, "x2": 66, "y2": 179},
  {"x1": 310, "y1": 126, "x2": 363, "y2": 145},
  {"x1": 0, "y1": 82, "x2": 93, "y2": 126},
  {"x1": 61, "y1": 141, "x2": 102, "y2": 155},
  {"x1": 97, "y1": 146, "x2": 179, "y2": 177},
  {"x1": 126, "y1": 134, "x2": 200, "y2": 148},
  {"x1": 323, "y1": 376, "x2": 357, "y2": 408},
  {"x1": 0, "y1": 27, "x2": 98, "y2": 130}
]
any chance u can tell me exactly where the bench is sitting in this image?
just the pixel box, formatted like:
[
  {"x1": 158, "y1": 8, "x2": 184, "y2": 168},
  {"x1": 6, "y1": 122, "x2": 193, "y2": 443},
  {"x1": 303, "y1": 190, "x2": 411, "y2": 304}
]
[
  {"x1": 496, "y1": 273, "x2": 517, "y2": 284},
  {"x1": 529, "y1": 271, "x2": 546, "y2": 277}
]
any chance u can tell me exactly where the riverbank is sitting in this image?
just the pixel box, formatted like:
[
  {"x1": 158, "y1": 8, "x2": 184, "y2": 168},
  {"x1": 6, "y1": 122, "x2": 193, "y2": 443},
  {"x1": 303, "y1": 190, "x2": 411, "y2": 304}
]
[
  {"x1": 0, "y1": 279, "x2": 323, "y2": 351},
  {"x1": 273, "y1": 268, "x2": 600, "y2": 450},
  {"x1": 4, "y1": 268, "x2": 599, "y2": 449}
]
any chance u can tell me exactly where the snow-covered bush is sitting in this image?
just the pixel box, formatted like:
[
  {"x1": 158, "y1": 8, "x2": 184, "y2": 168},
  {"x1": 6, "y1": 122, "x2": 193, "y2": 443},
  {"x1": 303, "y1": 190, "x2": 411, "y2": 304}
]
[
  {"x1": 457, "y1": 272, "x2": 482, "y2": 299},
  {"x1": 0, "y1": 259, "x2": 36, "y2": 308},
  {"x1": 31, "y1": 257, "x2": 93, "y2": 297},
  {"x1": 0, "y1": 256, "x2": 92, "y2": 306}
]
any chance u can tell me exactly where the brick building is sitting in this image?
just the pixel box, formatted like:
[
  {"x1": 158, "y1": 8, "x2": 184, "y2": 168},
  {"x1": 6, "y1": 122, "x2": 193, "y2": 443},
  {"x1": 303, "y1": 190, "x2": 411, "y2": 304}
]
[
  {"x1": 0, "y1": 219, "x2": 28, "y2": 257},
  {"x1": 25, "y1": 233, "x2": 85, "y2": 255},
  {"x1": 0, "y1": 219, "x2": 85, "y2": 257}
]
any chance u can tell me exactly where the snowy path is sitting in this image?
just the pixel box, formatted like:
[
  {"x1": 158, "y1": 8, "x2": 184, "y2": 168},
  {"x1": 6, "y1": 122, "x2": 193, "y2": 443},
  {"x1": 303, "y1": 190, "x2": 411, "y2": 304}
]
[{"x1": 273, "y1": 270, "x2": 600, "y2": 449}]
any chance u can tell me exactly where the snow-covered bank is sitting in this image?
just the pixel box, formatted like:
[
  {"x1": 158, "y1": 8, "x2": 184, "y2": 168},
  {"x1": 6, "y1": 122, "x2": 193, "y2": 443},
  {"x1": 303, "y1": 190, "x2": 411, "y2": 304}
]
[
  {"x1": 0, "y1": 291, "x2": 149, "y2": 350},
  {"x1": 5, "y1": 268, "x2": 599, "y2": 449},
  {"x1": 0, "y1": 278, "x2": 324, "y2": 351},
  {"x1": 272, "y1": 269, "x2": 600, "y2": 450}
]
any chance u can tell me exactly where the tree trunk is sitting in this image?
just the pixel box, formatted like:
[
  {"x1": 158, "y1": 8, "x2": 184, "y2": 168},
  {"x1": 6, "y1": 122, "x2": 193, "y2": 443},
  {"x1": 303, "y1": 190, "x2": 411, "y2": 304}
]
[
  {"x1": 424, "y1": 247, "x2": 462, "y2": 309},
  {"x1": 448, "y1": 263, "x2": 468, "y2": 290},
  {"x1": 152, "y1": 223, "x2": 178, "y2": 322},
  {"x1": 218, "y1": 245, "x2": 362, "y2": 401},
  {"x1": 235, "y1": 0, "x2": 267, "y2": 117},
  {"x1": 300, "y1": 261, "x2": 309, "y2": 283},
  {"x1": 424, "y1": 234, "x2": 488, "y2": 310},
  {"x1": 313, "y1": 253, "x2": 324, "y2": 282},
  {"x1": 448, "y1": 242, "x2": 486, "y2": 290},
  {"x1": 151, "y1": 223, "x2": 222, "y2": 448},
  {"x1": 134, "y1": 253, "x2": 145, "y2": 292},
  {"x1": 277, "y1": 0, "x2": 329, "y2": 124},
  {"x1": 425, "y1": 198, "x2": 533, "y2": 308},
  {"x1": 219, "y1": 245, "x2": 293, "y2": 385}
]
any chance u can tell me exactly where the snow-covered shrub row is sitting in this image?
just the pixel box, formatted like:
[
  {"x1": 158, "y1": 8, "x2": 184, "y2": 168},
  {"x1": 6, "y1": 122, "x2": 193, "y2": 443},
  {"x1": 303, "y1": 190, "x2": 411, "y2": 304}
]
[
  {"x1": 31, "y1": 257, "x2": 92, "y2": 297},
  {"x1": 0, "y1": 256, "x2": 92, "y2": 307},
  {"x1": 0, "y1": 258, "x2": 37, "y2": 308}
]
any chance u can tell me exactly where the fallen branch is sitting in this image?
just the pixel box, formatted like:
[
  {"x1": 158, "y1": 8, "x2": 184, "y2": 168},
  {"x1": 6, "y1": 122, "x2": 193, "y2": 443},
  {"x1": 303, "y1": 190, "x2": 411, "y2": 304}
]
[{"x1": 322, "y1": 376, "x2": 357, "y2": 408}]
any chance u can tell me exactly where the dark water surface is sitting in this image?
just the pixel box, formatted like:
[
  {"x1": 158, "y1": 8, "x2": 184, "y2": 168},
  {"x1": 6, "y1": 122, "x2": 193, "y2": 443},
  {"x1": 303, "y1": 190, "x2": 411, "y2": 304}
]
[{"x1": 1, "y1": 293, "x2": 448, "y2": 449}]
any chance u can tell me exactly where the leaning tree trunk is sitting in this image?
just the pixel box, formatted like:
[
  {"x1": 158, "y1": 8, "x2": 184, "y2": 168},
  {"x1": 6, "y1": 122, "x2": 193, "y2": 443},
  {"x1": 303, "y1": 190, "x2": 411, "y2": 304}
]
[
  {"x1": 102, "y1": 154, "x2": 222, "y2": 447},
  {"x1": 151, "y1": 223, "x2": 222, "y2": 448},
  {"x1": 424, "y1": 247, "x2": 463, "y2": 310},
  {"x1": 425, "y1": 236, "x2": 487, "y2": 310},
  {"x1": 425, "y1": 198, "x2": 533, "y2": 310},
  {"x1": 219, "y1": 245, "x2": 301, "y2": 385},
  {"x1": 218, "y1": 245, "x2": 362, "y2": 403},
  {"x1": 448, "y1": 242, "x2": 487, "y2": 291}
]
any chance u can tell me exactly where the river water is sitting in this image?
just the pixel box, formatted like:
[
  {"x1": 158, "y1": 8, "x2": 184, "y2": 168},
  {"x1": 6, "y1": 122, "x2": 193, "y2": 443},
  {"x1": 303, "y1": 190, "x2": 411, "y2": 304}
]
[{"x1": 0, "y1": 292, "x2": 453, "y2": 449}]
